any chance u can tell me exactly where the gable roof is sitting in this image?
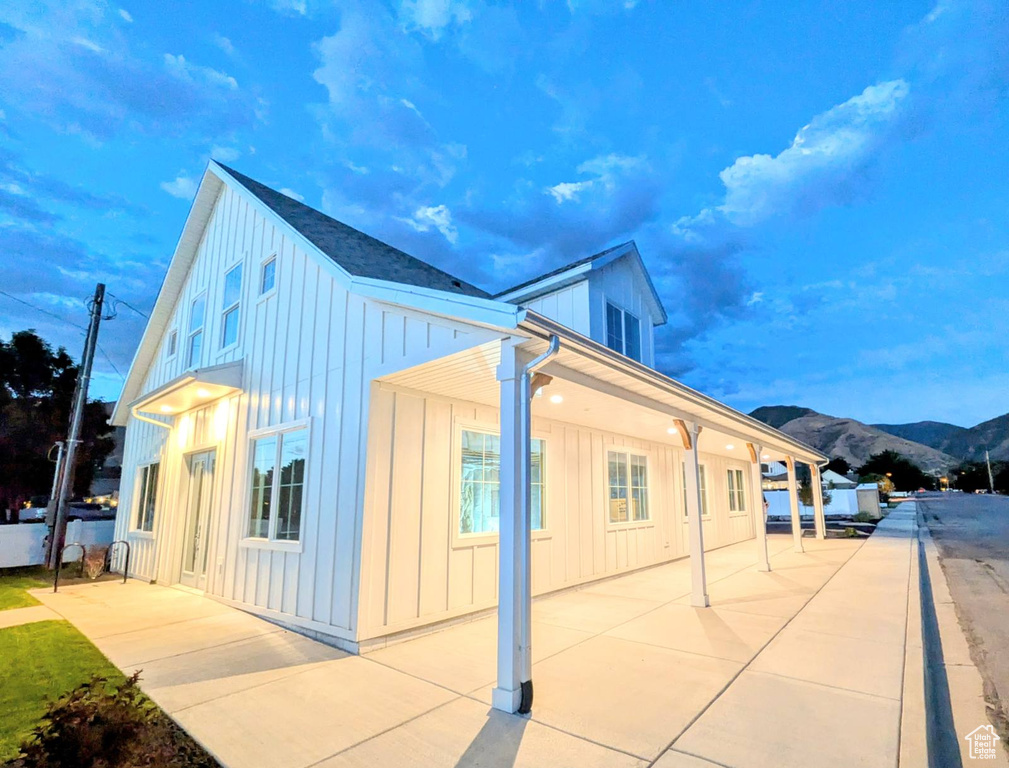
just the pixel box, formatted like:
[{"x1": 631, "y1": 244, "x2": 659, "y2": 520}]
[
  {"x1": 215, "y1": 163, "x2": 489, "y2": 299},
  {"x1": 493, "y1": 241, "x2": 668, "y2": 325}
]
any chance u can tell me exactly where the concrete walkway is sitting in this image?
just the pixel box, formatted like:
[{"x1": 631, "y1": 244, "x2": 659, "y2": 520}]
[
  {"x1": 31, "y1": 523, "x2": 917, "y2": 768},
  {"x1": 0, "y1": 604, "x2": 60, "y2": 629}
]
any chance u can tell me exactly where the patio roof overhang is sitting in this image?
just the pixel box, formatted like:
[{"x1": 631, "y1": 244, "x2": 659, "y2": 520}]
[
  {"x1": 376, "y1": 312, "x2": 825, "y2": 466},
  {"x1": 129, "y1": 361, "x2": 244, "y2": 426}
]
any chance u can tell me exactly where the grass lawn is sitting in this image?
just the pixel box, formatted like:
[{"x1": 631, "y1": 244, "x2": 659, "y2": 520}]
[
  {"x1": 0, "y1": 620, "x2": 125, "y2": 762},
  {"x1": 0, "y1": 566, "x2": 53, "y2": 611}
]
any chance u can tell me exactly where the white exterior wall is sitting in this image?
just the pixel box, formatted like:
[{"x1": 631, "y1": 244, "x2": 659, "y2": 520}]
[
  {"x1": 115, "y1": 183, "x2": 498, "y2": 645},
  {"x1": 521, "y1": 280, "x2": 591, "y2": 336},
  {"x1": 356, "y1": 385, "x2": 757, "y2": 642},
  {"x1": 587, "y1": 260, "x2": 656, "y2": 368}
]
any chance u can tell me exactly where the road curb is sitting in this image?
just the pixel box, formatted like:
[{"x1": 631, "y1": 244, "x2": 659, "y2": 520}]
[{"x1": 917, "y1": 508, "x2": 1009, "y2": 767}]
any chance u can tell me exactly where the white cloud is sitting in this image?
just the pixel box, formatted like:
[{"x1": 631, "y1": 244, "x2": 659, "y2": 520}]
[
  {"x1": 211, "y1": 146, "x2": 241, "y2": 162},
  {"x1": 271, "y1": 0, "x2": 307, "y2": 15},
  {"x1": 160, "y1": 174, "x2": 198, "y2": 199},
  {"x1": 213, "y1": 34, "x2": 236, "y2": 57},
  {"x1": 118, "y1": 8, "x2": 133, "y2": 23},
  {"x1": 73, "y1": 37, "x2": 104, "y2": 53},
  {"x1": 718, "y1": 80, "x2": 910, "y2": 226},
  {"x1": 546, "y1": 153, "x2": 647, "y2": 204},
  {"x1": 401, "y1": 204, "x2": 458, "y2": 243},
  {"x1": 399, "y1": 0, "x2": 472, "y2": 38},
  {"x1": 164, "y1": 53, "x2": 238, "y2": 90},
  {"x1": 279, "y1": 187, "x2": 305, "y2": 202}
]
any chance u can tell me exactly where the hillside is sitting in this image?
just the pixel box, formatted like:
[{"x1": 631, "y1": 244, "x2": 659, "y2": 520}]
[
  {"x1": 874, "y1": 413, "x2": 1009, "y2": 462},
  {"x1": 750, "y1": 406, "x2": 959, "y2": 473}
]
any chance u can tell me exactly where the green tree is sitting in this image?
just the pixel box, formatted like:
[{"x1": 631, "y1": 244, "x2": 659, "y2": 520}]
[
  {"x1": 799, "y1": 479, "x2": 833, "y2": 508},
  {"x1": 825, "y1": 457, "x2": 851, "y2": 476},
  {"x1": 0, "y1": 330, "x2": 114, "y2": 513},
  {"x1": 857, "y1": 450, "x2": 937, "y2": 492}
]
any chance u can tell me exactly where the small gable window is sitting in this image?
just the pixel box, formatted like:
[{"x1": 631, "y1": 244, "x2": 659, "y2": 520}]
[
  {"x1": 221, "y1": 263, "x2": 243, "y2": 349},
  {"x1": 166, "y1": 329, "x2": 178, "y2": 359},
  {"x1": 605, "y1": 302, "x2": 641, "y2": 362},
  {"x1": 261, "y1": 256, "x2": 276, "y2": 295},
  {"x1": 187, "y1": 294, "x2": 206, "y2": 368}
]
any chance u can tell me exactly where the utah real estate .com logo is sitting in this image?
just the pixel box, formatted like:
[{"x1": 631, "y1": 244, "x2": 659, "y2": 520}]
[{"x1": 964, "y1": 725, "x2": 1001, "y2": 760}]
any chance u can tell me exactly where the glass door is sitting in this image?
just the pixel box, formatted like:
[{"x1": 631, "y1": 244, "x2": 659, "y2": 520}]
[{"x1": 180, "y1": 450, "x2": 216, "y2": 590}]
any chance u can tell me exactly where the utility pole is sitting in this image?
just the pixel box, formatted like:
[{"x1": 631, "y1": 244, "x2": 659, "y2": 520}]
[
  {"x1": 46, "y1": 283, "x2": 105, "y2": 569},
  {"x1": 986, "y1": 449, "x2": 995, "y2": 494},
  {"x1": 48, "y1": 441, "x2": 65, "y2": 501}
]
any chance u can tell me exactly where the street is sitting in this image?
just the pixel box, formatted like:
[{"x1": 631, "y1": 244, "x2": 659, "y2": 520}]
[{"x1": 919, "y1": 492, "x2": 1009, "y2": 743}]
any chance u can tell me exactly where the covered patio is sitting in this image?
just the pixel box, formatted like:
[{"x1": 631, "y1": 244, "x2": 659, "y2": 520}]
[
  {"x1": 370, "y1": 313, "x2": 829, "y2": 713},
  {"x1": 33, "y1": 531, "x2": 872, "y2": 767}
]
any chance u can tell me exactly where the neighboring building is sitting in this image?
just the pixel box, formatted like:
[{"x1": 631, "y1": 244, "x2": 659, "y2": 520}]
[
  {"x1": 820, "y1": 468, "x2": 857, "y2": 489},
  {"x1": 110, "y1": 162, "x2": 825, "y2": 714}
]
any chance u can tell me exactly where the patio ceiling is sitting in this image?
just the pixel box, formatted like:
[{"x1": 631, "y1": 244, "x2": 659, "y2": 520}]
[{"x1": 376, "y1": 332, "x2": 824, "y2": 465}]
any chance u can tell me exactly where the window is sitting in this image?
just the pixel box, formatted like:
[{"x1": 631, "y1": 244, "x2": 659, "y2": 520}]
[
  {"x1": 608, "y1": 450, "x2": 649, "y2": 523},
  {"x1": 166, "y1": 330, "x2": 178, "y2": 359},
  {"x1": 459, "y1": 429, "x2": 545, "y2": 535},
  {"x1": 221, "y1": 263, "x2": 242, "y2": 349},
  {"x1": 605, "y1": 302, "x2": 642, "y2": 362},
  {"x1": 247, "y1": 428, "x2": 307, "y2": 542},
  {"x1": 134, "y1": 462, "x2": 160, "y2": 532},
  {"x1": 261, "y1": 256, "x2": 276, "y2": 295},
  {"x1": 727, "y1": 468, "x2": 747, "y2": 513},
  {"x1": 682, "y1": 461, "x2": 710, "y2": 517},
  {"x1": 187, "y1": 294, "x2": 206, "y2": 368}
]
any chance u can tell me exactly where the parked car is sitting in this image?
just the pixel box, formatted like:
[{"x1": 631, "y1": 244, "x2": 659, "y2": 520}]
[{"x1": 67, "y1": 502, "x2": 116, "y2": 521}]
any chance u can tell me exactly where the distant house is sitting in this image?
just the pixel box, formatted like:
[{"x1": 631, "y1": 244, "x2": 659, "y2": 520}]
[
  {"x1": 820, "y1": 469, "x2": 857, "y2": 489},
  {"x1": 109, "y1": 162, "x2": 825, "y2": 713}
]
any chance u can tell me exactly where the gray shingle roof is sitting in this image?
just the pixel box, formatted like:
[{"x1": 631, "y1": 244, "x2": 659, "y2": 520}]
[{"x1": 217, "y1": 163, "x2": 490, "y2": 299}]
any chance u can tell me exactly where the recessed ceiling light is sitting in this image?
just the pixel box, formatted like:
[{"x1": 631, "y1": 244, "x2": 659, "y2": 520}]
[
  {"x1": 667, "y1": 427, "x2": 678, "y2": 434},
  {"x1": 725, "y1": 444, "x2": 734, "y2": 450},
  {"x1": 196, "y1": 387, "x2": 211, "y2": 398},
  {"x1": 160, "y1": 405, "x2": 174, "y2": 413},
  {"x1": 549, "y1": 394, "x2": 564, "y2": 404},
  {"x1": 761, "y1": 454, "x2": 770, "y2": 460}
]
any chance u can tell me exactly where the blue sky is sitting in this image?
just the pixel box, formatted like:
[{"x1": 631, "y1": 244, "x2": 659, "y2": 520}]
[{"x1": 0, "y1": 0, "x2": 1006, "y2": 427}]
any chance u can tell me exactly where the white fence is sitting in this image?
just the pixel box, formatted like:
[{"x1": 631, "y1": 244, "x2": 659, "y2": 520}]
[
  {"x1": 0, "y1": 520, "x2": 116, "y2": 568},
  {"x1": 765, "y1": 487, "x2": 861, "y2": 519}
]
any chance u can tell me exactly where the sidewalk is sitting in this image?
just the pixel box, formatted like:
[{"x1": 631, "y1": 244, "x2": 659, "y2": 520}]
[{"x1": 32, "y1": 522, "x2": 917, "y2": 768}]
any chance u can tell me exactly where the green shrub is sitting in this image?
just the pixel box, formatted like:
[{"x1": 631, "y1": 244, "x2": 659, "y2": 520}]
[
  {"x1": 12, "y1": 673, "x2": 217, "y2": 768},
  {"x1": 852, "y1": 511, "x2": 875, "y2": 523}
]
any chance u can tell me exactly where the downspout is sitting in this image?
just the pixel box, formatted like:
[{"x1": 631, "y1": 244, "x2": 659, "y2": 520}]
[{"x1": 517, "y1": 334, "x2": 560, "y2": 714}]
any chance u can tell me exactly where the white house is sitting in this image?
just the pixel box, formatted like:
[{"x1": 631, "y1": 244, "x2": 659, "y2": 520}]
[{"x1": 110, "y1": 162, "x2": 826, "y2": 714}]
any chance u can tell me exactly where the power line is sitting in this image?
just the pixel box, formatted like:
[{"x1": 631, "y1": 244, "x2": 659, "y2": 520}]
[
  {"x1": 107, "y1": 293, "x2": 150, "y2": 320},
  {"x1": 0, "y1": 289, "x2": 88, "y2": 332}
]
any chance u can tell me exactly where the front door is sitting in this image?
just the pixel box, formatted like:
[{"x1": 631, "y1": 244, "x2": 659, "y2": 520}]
[{"x1": 180, "y1": 450, "x2": 216, "y2": 590}]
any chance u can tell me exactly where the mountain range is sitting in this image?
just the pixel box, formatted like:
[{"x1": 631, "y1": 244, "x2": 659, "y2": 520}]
[{"x1": 749, "y1": 406, "x2": 1009, "y2": 472}]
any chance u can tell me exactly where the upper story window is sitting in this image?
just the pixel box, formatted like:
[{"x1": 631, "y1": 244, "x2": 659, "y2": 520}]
[
  {"x1": 221, "y1": 263, "x2": 243, "y2": 349},
  {"x1": 261, "y1": 256, "x2": 276, "y2": 295},
  {"x1": 459, "y1": 428, "x2": 545, "y2": 535},
  {"x1": 608, "y1": 450, "x2": 649, "y2": 524},
  {"x1": 606, "y1": 302, "x2": 641, "y2": 361},
  {"x1": 166, "y1": 329, "x2": 178, "y2": 359},
  {"x1": 186, "y1": 294, "x2": 206, "y2": 368}
]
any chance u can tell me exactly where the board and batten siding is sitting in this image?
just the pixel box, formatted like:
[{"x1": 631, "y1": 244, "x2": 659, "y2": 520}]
[
  {"x1": 356, "y1": 385, "x2": 759, "y2": 642},
  {"x1": 114, "y1": 181, "x2": 500, "y2": 644},
  {"x1": 521, "y1": 280, "x2": 591, "y2": 336}
]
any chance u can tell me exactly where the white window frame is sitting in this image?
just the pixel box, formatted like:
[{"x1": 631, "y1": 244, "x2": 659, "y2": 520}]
[
  {"x1": 605, "y1": 301, "x2": 642, "y2": 362},
  {"x1": 186, "y1": 292, "x2": 206, "y2": 369},
  {"x1": 166, "y1": 329, "x2": 178, "y2": 360},
  {"x1": 727, "y1": 467, "x2": 748, "y2": 516},
  {"x1": 451, "y1": 418, "x2": 549, "y2": 548},
  {"x1": 132, "y1": 461, "x2": 160, "y2": 535},
  {"x1": 259, "y1": 254, "x2": 278, "y2": 300},
  {"x1": 240, "y1": 418, "x2": 311, "y2": 553},
  {"x1": 219, "y1": 261, "x2": 243, "y2": 352},
  {"x1": 606, "y1": 449, "x2": 651, "y2": 528},
  {"x1": 682, "y1": 460, "x2": 711, "y2": 519}
]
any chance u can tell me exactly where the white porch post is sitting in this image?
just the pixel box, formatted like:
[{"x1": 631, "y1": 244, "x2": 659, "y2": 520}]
[
  {"x1": 493, "y1": 344, "x2": 525, "y2": 713},
  {"x1": 747, "y1": 443, "x2": 770, "y2": 572},
  {"x1": 786, "y1": 456, "x2": 804, "y2": 553},
  {"x1": 811, "y1": 464, "x2": 827, "y2": 540},
  {"x1": 681, "y1": 420, "x2": 709, "y2": 608}
]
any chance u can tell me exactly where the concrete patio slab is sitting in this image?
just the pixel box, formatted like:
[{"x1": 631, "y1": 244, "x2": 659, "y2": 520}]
[
  {"x1": 674, "y1": 670, "x2": 901, "y2": 768},
  {"x1": 316, "y1": 697, "x2": 646, "y2": 768}
]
